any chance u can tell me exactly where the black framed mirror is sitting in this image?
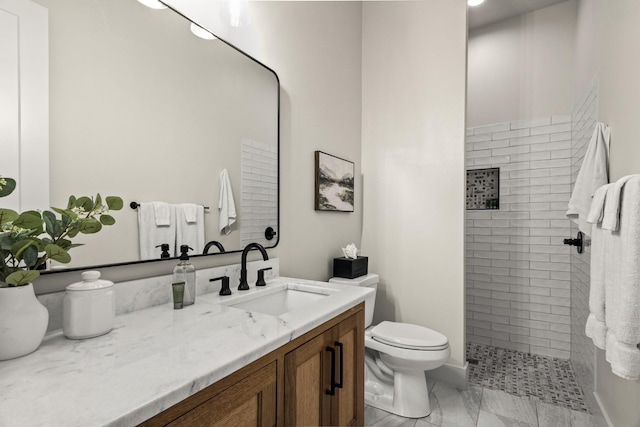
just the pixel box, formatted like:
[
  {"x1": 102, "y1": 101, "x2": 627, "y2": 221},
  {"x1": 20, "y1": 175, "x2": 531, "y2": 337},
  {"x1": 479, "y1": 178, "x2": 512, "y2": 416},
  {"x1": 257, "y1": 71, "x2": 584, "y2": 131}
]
[{"x1": 28, "y1": 0, "x2": 279, "y2": 273}]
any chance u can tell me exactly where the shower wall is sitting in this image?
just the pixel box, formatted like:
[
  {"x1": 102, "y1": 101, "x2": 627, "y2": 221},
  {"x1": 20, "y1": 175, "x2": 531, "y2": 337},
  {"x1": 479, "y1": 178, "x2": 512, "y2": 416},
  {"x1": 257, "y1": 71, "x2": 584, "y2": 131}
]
[
  {"x1": 569, "y1": 77, "x2": 598, "y2": 407},
  {"x1": 465, "y1": 116, "x2": 573, "y2": 359}
]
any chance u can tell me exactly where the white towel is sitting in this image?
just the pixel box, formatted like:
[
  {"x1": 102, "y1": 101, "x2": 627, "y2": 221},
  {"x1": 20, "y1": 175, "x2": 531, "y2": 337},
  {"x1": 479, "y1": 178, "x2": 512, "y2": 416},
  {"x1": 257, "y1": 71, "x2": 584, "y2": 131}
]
[
  {"x1": 138, "y1": 203, "x2": 176, "y2": 260},
  {"x1": 152, "y1": 202, "x2": 171, "y2": 226},
  {"x1": 218, "y1": 169, "x2": 236, "y2": 235},
  {"x1": 176, "y1": 204, "x2": 205, "y2": 253},
  {"x1": 587, "y1": 176, "x2": 640, "y2": 380},
  {"x1": 585, "y1": 184, "x2": 613, "y2": 350},
  {"x1": 181, "y1": 203, "x2": 198, "y2": 224},
  {"x1": 602, "y1": 174, "x2": 639, "y2": 231},
  {"x1": 566, "y1": 122, "x2": 610, "y2": 236}
]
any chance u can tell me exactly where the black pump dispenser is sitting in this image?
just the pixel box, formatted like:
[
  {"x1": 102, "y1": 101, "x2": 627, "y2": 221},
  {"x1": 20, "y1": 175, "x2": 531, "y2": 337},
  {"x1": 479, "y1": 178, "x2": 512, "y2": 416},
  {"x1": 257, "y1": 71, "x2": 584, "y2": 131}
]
[
  {"x1": 179, "y1": 245, "x2": 192, "y2": 261},
  {"x1": 156, "y1": 243, "x2": 171, "y2": 258}
]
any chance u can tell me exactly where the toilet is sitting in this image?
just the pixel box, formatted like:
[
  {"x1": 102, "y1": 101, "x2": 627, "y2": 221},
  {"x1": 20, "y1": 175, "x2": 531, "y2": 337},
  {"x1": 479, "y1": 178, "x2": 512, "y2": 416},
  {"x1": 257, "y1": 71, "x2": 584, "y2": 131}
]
[{"x1": 329, "y1": 274, "x2": 450, "y2": 418}]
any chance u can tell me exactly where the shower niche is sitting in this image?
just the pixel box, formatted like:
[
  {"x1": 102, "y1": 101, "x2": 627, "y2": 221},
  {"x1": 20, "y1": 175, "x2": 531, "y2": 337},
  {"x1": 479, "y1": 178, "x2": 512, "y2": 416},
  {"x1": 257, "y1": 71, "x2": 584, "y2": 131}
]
[{"x1": 466, "y1": 168, "x2": 500, "y2": 210}]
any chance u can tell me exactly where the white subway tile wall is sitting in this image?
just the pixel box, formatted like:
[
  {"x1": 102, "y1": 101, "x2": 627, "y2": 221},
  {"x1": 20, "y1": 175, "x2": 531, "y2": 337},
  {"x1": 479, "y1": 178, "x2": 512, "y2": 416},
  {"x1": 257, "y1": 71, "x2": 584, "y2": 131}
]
[
  {"x1": 466, "y1": 115, "x2": 573, "y2": 359},
  {"x1": 241, "y1": 139, "x2": 278, "y2": 248},
  {"x1": 569, "y1": 77, "x2": 598, "y2": 410}
]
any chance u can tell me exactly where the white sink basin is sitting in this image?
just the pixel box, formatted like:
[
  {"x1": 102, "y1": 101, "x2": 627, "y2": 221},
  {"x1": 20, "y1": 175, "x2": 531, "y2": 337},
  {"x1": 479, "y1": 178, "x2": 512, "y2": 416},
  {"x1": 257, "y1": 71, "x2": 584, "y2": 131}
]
[{"x1": 223, "y1": 284, "x2": 334, "y2": 316}]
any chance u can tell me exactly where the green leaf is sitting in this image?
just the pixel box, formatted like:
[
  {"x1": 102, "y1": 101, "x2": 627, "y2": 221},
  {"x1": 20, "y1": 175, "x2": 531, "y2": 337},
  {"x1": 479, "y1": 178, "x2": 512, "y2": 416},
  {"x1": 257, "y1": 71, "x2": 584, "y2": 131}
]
[
  {"x1": 13, "y1": 212, "x2": 43, "y2": 230},
  {"x1": 45, "y1": 244, "x2": 71, "y2": 263},
  {"x1": 51, "y1": 207, "x2": 78, "y2": 220},
  {"x1": 0, "y1": 232, "x2": 15, "y2": 250},
  {"x1": 11, "y1": 239, "x2": 39, "y2": 260},
  {"x1": 42, "y1": 211, "x2": 63, "y2": 238},
  {"x1": 23, "y1": 245, "x2": 39, "y2": 268},
  {"x1": 77, "y1": 218, "x2": 102, "y2": 234},
  {"x1": 5, "y1": 270, "x2": 40, "y2": 287},
  {"x1": 76, "y1": 196, "x2": 93, "y2": 212},
  {"x1": 67, "y1": 195, "x2": 77, "y2": 210},
  {"x1": 67, "y1": 227, "x2": 79, "y2": 238},
  {"x1": 106, "y1": 196, "x2": 123, "y2": 210},
  {"x1": 99, "y1": 214, "x2": 116, "y2": 226},
  {"x1": 0, "y1": 177, "x2": 16, "y2": 198},
  {"x1": 93, "y1": 193, "x2": 102, "y2": 211},
  {"x1": 0, "y1": 208, "x2": 19, "y2": 225}
]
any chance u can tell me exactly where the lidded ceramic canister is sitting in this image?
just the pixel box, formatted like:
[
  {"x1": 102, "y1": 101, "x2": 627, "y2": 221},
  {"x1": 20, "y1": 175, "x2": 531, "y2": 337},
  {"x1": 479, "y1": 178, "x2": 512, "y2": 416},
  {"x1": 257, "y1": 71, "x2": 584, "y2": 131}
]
[{"x1": 63, "y1": 271, "x2": 115, "y2": 339}]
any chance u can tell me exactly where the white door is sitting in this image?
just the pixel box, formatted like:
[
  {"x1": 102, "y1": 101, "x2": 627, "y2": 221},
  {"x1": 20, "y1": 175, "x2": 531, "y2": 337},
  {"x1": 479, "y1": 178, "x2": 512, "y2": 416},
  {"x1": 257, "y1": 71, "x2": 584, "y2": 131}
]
[{"x1": 0, "y1": 0, "x2": 48, "y2": 212}]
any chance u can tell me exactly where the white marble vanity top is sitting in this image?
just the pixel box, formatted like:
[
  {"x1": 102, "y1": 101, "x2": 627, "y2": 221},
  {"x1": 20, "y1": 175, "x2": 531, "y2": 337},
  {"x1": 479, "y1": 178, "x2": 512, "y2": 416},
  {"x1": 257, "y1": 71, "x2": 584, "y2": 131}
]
[{"x1": 0, "y1": 277, "x2": 373, "y2": 427}]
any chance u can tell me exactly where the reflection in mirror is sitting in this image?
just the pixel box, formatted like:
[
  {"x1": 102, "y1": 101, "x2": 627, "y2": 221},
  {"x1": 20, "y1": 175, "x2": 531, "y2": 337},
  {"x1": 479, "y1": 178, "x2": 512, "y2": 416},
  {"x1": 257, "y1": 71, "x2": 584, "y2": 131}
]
[{"x1": 29, "y1": 0, "x2": 278, "y2": 271}]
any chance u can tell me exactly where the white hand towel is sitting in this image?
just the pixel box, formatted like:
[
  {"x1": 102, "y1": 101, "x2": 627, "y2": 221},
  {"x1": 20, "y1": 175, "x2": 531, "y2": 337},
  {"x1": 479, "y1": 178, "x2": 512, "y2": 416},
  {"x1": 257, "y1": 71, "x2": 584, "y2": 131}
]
[
  {"x1": 176, "y1": 204, "x2": 205, "y2": 253},
  {"x1": 218, "y1": 169, "x2": 236, "y2": 235},
  {"x1": 181, "y1": 203, "x2": 198, "y2": 224},
  {"x1": 566, "y1": 122, "x2": 609, "y2": 236},
  {"x1": 138, "y1": 203, "x2": 176, "y2": 260},
  {"x1": 152, "y1": 201, "x2": 171, "y2": 226},
  {"x1": 585, "y1": 183, "x2": 613, "y2": 350},
  {"x1": 603, "y1": 176, "x2": 640, "y2": 380},
  {"x1": 602, "y1": 174, "x2": 640, "y2": 231}
]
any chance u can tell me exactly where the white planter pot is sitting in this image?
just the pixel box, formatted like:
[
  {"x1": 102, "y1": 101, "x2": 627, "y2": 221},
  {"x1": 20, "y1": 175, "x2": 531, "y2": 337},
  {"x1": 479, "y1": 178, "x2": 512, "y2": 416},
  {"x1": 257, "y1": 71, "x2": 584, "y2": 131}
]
[{"x1": 0, "y1": 283, "x2": 49, "y2": 361}]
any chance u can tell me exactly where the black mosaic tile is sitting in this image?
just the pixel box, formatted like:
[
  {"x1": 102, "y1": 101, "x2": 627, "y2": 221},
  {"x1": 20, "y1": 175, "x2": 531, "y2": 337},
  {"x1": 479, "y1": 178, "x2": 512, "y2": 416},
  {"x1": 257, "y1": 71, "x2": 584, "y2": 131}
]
[{"x1": 466, "y1": 343, "x2": 590, "y2": 413}]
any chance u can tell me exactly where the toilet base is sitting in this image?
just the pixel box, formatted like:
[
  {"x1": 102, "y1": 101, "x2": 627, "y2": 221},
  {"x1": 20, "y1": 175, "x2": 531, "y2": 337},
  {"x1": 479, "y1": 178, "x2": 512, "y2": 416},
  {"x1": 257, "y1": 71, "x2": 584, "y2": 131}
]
[{"x1": 364, "y1": 368, "x2": 432, "y2": 418}]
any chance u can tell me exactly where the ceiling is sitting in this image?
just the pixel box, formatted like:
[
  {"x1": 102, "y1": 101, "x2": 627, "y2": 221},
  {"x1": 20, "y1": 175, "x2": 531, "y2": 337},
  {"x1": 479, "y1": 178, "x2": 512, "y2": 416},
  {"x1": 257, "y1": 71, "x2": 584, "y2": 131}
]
[{"x1": 468, "y1": 0, "x2": 569, "y2": 30}]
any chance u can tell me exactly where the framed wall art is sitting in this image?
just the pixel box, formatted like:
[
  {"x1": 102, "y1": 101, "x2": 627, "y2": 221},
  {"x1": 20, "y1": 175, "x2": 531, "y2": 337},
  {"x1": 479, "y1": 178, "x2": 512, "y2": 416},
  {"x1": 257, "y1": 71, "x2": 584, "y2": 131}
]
[{"x1": 314, "y1": 151, "x2": 354, "y2": 212}]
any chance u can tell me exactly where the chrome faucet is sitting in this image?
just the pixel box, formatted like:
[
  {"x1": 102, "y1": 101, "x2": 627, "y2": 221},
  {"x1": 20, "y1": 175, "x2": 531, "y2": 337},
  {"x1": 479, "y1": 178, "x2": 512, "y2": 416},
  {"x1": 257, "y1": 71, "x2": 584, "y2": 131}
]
[
  {"x1": 203, "y1": 240, "x2": 225, "y2": 254},
  {"x1": 239, "y1": 243, "x2": 269, "y2": 290}
]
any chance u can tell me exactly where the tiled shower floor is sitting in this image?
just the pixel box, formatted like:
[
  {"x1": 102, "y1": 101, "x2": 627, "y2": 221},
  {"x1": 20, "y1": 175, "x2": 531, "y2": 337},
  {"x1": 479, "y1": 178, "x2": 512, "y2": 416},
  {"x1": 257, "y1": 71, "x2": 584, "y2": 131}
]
[{"x1": 466, "y1": 343, "x2": 589, "y2": 413}]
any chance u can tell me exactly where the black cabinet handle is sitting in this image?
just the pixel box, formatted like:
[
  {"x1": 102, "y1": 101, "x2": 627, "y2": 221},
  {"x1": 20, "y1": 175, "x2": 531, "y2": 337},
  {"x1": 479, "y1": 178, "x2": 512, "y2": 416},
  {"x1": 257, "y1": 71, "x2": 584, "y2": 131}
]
[
  {"x1": 326, "y1": 346, "x2": 336, "y2": 395},
  {"x1": 334, "y1": 341, "x2": 344, "y2": 389}
]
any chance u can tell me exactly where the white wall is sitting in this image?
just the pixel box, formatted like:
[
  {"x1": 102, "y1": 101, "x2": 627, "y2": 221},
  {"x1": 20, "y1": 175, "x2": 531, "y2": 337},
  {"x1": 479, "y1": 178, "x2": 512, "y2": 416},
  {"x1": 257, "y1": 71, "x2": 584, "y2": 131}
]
[
  {"x1": 589, "y1": 1, "x2": 640, "y2": 425},
  {"x1": 467, "y1": 1, "x2": 577, "y2": 128},
  {"x1": 361, "y1": 1, "x2": 467, "y2": 368}
]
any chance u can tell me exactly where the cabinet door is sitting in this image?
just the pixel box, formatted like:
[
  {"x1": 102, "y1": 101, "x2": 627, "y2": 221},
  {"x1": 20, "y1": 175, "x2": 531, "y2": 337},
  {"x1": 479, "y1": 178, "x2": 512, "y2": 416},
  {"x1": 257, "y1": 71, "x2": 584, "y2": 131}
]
[
  {"x1": 168, "y1": 362, "x2": 276, "y2": 427},
  {"x1": 331, "y1": 313, "x2": 365, "y2": 426},
  {"x1": 284, "y1": 330, "x2": 333, "y2": 426}
]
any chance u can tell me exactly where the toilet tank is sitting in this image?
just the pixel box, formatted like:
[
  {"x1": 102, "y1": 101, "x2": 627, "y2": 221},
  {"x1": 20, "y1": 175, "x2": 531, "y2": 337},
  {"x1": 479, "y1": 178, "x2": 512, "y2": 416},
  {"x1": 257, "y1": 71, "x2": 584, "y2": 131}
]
[{"x1": 328, "y1": 274, "x2": 378, "y2": 327}]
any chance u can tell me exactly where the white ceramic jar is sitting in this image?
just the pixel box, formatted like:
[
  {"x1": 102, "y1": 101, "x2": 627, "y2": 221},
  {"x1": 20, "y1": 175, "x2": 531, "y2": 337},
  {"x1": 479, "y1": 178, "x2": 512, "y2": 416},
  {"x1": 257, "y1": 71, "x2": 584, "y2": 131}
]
[{"x1": 63, "y1": 271, "x2": 115, "y2": 339}]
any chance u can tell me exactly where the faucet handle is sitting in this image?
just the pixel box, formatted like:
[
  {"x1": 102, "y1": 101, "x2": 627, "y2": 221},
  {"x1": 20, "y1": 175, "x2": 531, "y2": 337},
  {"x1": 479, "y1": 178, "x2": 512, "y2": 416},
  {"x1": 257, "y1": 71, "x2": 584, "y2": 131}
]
[
  {"x1": 210, "y1": 276, "x2": 231, "y2": 296},
  {"x1": 256, "y1": 267, "x2": 272, "y2": 287}
]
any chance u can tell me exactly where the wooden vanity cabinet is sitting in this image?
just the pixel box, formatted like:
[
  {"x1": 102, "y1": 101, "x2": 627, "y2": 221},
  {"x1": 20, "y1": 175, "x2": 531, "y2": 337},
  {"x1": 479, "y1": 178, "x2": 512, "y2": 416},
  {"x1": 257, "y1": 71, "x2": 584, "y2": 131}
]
[{"x1": 140, "y1": 303, "x2": 364, "y2": 427}]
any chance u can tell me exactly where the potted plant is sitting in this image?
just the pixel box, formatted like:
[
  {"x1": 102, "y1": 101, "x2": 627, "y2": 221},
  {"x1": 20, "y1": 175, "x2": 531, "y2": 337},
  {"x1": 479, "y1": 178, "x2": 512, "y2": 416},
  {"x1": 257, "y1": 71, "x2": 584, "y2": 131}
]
[{"x1": 0, "y1": 176, "x2": 122, "y2": 360}]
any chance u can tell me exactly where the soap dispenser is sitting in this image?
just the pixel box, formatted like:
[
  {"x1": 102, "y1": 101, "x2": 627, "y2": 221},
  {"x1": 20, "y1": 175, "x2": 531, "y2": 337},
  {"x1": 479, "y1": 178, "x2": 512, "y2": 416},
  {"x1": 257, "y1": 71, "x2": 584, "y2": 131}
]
[{"x1": 174, "y1": 245, "x2": 196, "y2": 306}]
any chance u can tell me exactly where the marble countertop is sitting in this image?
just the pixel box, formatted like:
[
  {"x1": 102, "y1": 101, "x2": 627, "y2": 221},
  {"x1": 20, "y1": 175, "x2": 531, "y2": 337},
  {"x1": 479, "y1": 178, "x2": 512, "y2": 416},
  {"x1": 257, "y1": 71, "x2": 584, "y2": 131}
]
[{"x1": 0, "y1": 277, "x2": 373, "y2": 427}]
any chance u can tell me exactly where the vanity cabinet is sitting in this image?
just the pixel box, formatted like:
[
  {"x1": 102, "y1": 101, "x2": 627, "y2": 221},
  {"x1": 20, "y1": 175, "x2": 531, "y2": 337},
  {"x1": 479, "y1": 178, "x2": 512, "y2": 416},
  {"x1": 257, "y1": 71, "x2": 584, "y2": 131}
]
[{"x1": 140, "y1": 303, "x2": 364, "y2": 427}]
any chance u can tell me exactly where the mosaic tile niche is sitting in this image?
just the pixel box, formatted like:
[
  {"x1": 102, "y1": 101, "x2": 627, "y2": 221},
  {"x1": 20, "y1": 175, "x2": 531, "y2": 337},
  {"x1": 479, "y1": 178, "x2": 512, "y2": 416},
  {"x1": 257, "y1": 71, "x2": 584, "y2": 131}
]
[{"x1": 466, "y1": 167, "x2": 500, "y2": 210}]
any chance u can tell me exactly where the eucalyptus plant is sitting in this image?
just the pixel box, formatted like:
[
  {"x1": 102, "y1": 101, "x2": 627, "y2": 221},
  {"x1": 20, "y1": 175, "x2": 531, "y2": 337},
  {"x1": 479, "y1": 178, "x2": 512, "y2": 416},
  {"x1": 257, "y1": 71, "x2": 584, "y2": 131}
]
[{"x1": 0, "y1": 176, "x2": 123, "y2": 287}]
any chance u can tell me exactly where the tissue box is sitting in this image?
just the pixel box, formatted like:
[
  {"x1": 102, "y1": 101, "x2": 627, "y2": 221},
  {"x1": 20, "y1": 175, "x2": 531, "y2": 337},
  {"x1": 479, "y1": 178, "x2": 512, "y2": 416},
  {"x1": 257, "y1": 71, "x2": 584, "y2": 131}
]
[{"x1": 333, "y1": 256, "x2": 368, "y2": 279}]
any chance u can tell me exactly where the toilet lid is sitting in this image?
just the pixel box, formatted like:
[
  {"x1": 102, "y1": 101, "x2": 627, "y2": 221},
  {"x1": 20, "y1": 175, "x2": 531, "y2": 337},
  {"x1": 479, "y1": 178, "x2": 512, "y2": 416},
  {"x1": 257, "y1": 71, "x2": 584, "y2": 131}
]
[{"x1": 370, "y1": 321, "x2": 449, "y2": 350}]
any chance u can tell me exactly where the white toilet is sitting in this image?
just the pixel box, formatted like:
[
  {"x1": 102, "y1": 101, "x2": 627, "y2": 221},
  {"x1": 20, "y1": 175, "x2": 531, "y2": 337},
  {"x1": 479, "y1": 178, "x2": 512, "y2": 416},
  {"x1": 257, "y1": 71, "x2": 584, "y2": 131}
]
[{"x1": 329, "y1": 274, "x2": 450, "y2": 418}]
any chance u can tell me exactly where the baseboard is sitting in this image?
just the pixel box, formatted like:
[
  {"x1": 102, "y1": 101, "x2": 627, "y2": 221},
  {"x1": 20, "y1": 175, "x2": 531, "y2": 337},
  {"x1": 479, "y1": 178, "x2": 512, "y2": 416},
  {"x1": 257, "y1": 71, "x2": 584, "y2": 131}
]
[
  {"x1": 593, "y1": 392, "x2": 614, "y2": 427},
  {"x1": 425, "y1": 362, "x2": 468, "y2": 389}
]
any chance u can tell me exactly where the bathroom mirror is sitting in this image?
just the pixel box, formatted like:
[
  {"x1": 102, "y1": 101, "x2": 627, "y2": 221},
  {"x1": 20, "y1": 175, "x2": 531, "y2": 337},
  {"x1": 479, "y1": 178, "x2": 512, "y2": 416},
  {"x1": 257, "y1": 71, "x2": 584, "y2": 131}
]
[{"x1": 26, "y1": 0, "x2": 279, "y2": 271}]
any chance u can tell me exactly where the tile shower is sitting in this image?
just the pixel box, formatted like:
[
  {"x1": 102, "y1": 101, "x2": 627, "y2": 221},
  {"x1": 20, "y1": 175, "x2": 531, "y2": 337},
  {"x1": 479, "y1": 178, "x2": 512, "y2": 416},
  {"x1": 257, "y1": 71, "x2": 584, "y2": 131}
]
[{"x1": 465, "y1": 79, "x2": 600, "y2": 413}]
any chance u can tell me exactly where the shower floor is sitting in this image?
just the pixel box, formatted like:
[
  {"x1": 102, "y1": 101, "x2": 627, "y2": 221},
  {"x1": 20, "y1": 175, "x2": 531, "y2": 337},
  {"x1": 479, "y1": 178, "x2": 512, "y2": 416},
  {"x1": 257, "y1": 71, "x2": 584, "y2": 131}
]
[{"x1": 466, "y1": 343, "x2": 590, "y2": 413}]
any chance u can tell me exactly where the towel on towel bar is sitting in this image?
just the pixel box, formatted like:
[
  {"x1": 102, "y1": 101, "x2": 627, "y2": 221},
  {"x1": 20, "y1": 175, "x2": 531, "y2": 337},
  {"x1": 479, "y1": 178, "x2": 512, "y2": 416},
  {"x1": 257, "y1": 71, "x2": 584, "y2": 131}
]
[
  {"x1": 138, "y1": 202, "x2": 176, "y2": 260},
  {"x1": 566, "y1": 122, "x2": 609, "y2": 236},
  {"x1": 586, "y1": 176, "x2": 640, "y2": 380},
  {"x1": 218, "y1": 169, "x2": 236, "y2": 235},
  {"x1": 176, "y1": 204, "x2": 205, "y2": 253}
]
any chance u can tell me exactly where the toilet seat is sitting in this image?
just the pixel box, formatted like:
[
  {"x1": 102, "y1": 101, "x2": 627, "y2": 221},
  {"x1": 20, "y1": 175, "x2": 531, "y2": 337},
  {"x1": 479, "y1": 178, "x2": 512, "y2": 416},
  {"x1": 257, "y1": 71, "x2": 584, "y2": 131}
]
[{"x1": 370, "y1": 321, "x2": 449, "y2": 351}]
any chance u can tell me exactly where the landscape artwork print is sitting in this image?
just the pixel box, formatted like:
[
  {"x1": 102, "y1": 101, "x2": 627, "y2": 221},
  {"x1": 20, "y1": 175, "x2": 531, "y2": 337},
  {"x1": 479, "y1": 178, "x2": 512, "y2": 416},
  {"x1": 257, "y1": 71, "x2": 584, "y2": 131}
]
[{"x1": 315, "y1": 151, "x2": 354, "y2": 212}]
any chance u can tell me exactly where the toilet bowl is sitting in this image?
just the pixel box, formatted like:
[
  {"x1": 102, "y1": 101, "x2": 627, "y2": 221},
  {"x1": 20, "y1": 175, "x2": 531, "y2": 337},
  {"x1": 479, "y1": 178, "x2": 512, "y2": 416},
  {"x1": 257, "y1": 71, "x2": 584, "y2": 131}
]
[{"x1": 329, "y1": 274, "x2": 450, "y2": 418}]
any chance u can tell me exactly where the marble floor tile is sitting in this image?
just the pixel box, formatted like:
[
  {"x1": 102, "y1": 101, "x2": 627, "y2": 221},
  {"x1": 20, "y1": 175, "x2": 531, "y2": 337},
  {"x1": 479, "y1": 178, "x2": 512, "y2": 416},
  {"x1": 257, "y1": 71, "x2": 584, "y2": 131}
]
[
  {"x1": 476, "y1": 410, "x2": 537, "y2": 427},
  {"x1": 537, "y1": 401, "x2": 597, "y2": 427},
  {"x1": 422, "y1": 382, "x2": 483, "y2": 427},
  {"x1": 480, "y1": 388, "x2": 537, "y2": 425},
  {"x1": 364, "y1": 406, "x2": 418, "y2": 427}
]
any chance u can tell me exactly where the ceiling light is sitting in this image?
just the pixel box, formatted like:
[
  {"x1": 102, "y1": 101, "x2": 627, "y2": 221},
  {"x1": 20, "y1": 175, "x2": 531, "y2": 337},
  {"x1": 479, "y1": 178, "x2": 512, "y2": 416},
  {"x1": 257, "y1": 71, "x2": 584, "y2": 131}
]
[
  {"x1": 468, "y1": 0, "x2": 485, "y2": 6},
  {"x1": 136, "y1": 0, "x2": 167, "y2": 10},
  {"x1": 190, "y1": 23, "x2": 216, "y2": 40}
]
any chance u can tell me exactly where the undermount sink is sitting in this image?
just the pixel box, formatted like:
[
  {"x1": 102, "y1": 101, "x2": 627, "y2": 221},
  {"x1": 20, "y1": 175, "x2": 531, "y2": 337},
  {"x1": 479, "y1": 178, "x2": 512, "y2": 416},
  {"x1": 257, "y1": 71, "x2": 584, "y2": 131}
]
[{"x1": 223, "y1": 284, "x2": 333, "y2": 316}]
